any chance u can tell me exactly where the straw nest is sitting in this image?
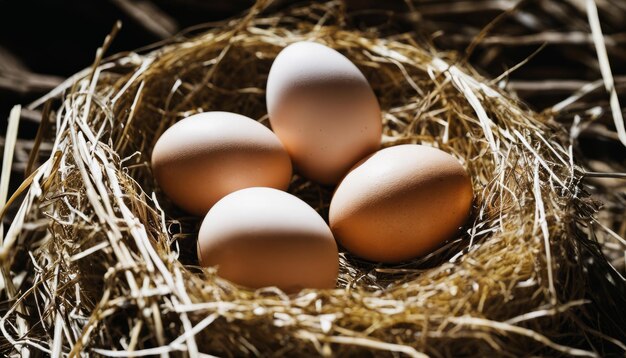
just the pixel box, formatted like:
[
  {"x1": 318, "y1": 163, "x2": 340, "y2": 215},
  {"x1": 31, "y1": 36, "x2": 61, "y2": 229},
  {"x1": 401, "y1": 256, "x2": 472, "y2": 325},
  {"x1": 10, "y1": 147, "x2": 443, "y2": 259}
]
[{"x1": 2, "y1": 1, "x2": 625, "y2": 357}]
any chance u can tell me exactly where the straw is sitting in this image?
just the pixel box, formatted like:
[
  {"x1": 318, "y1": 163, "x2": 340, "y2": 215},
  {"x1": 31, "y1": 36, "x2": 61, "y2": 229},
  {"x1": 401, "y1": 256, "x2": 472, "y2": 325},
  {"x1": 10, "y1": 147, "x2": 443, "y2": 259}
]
[{"x1": 1, "y1": 1, "x2": 624, "y2": 356}]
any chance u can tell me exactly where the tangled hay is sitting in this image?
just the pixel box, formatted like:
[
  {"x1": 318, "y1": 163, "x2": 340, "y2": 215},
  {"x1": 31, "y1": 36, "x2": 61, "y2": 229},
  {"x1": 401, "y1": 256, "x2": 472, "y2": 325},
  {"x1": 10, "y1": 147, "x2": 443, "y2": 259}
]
[{"x1": 1, "y1": 1, "x2": 625, "y2": 356}]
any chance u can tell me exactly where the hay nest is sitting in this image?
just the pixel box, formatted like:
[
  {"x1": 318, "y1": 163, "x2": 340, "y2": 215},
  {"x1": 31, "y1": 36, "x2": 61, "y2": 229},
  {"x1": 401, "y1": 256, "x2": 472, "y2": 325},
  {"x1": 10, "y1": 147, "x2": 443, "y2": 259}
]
[{"x1": 2, "y1": 1, "x2": 625, "y2": 356}]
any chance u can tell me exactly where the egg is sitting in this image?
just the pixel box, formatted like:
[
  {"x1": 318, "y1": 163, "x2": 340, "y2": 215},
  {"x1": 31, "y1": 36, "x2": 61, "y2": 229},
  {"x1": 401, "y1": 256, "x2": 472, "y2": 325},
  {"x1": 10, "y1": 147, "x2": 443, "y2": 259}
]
[
  {"x1": 197, "y1": 187, "x2": 339, "y2": 292},
  {"x1": 329, "y1": 144, "x2": 473, "y2": 263},
  {"x1": 151, "y1": 111, "x2": 292, "y2": 216},
  {"x1": 266, "y1": 41, "x2": 382, "y2": 185}
]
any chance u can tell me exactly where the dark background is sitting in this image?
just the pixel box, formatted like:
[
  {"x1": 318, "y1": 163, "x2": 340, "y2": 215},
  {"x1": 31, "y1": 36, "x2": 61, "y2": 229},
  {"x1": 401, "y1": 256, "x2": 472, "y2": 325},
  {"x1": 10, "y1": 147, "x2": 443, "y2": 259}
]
[{"x1": 2, "y1": 0, "x2": 625, "y2": 117}]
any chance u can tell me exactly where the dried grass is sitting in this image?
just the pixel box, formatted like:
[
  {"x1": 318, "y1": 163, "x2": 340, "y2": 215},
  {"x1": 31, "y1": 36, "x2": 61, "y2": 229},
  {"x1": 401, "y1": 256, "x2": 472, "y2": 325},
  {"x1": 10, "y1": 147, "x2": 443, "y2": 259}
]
[{"x1": 1, "y1": 1, "x2": 625, "y2": 356}]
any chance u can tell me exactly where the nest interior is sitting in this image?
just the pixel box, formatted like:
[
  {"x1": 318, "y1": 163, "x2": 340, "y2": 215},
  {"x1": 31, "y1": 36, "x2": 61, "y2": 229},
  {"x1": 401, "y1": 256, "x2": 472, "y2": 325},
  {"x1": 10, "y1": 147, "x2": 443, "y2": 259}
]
[{"x1": 1, "y1": 1, "x2": 625, "y2": 357}]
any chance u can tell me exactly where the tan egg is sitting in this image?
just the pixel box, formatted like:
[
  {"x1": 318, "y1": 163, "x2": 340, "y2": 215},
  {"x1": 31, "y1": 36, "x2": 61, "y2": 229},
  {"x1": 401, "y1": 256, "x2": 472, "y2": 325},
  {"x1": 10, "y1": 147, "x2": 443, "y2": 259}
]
[
  {"x1": 151, "y1": 112, "x2": 292, "y2": 216},
  {"x1": 197, "y1": 187, "x2": 339, "y2": 292},
  {"x1": 329, "y1": 144, "x2": 473, "y2": 263},
  {"x1": 266, "y1": 41, "x2": 382, "y2": 185}
]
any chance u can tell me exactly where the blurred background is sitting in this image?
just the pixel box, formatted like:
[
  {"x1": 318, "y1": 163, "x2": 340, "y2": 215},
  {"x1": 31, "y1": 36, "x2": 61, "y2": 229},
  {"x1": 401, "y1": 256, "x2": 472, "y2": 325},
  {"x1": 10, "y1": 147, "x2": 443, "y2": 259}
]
[
  {"x1": 2, "y1": 0, "x2": 626, "y2": 115},
  {"x1": 1, "y1": 0, "x2": 625, "y2": 238}
]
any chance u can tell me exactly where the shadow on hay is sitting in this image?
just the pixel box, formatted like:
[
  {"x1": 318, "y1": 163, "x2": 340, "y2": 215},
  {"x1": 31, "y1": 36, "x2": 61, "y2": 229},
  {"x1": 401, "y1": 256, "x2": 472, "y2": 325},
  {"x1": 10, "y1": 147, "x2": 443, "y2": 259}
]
[{"x1": 1, "y1": 1, "x2": 625, "y2": 357}]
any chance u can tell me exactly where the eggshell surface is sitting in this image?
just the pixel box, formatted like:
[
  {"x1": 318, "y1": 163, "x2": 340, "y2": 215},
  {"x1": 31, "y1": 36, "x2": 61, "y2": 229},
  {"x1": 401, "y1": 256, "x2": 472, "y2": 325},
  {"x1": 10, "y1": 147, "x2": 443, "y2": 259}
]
[
  {"x1": 151, "y1": 112, "x2": 292, "y2": 216},
  {"x1": 329, "y1": 144, "x2": 473, "y2": 263},
  {"x1": 197, "y1": 187, "x2": 339, "y2": 292},
  {"x1": 266, "y1": 41, "x2": 382, "y2": 184}
]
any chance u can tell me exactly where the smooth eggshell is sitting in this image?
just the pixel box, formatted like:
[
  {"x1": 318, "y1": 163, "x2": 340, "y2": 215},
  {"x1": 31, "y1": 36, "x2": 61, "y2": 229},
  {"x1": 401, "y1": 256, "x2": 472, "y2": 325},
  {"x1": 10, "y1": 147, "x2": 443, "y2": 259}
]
[
  {"x1": 197, "y1": 187, "x2": 339, "y2": 292},
  {"x1": 151, "y1": 112, "x2": 292, "y2": 216},
  {"x1": 329, "y1": 144, "x2": 473, "y2": 263},
  {"x1": 266, "y1": 41, "x2": 382, "y2": 184}
]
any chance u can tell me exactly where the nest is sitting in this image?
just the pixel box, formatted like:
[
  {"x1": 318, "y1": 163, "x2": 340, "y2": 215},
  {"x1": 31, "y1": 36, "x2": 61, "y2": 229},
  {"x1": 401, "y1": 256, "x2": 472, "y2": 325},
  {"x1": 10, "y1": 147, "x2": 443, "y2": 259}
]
[{"x1": 2, "y1": 1, "x2": 625, "y2": 356}]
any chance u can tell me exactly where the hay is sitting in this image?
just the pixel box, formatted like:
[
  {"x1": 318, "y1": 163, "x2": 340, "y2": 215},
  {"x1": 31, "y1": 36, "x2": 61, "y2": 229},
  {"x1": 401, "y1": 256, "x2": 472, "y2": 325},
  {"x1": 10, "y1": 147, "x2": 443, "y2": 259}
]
[{"x1": 1, "y1": 0, "x2": 625, "y2": 356}]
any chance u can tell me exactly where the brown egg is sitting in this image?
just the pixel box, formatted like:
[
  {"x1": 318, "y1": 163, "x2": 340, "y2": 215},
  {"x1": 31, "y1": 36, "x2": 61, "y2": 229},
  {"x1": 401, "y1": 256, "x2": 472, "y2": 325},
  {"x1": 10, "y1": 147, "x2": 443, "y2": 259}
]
[
  {"x1": 266, "y1": 41, "x2": 382, "y2": 185},
  {"x1": 151, "y1": 112, "x2": 292, "y2": 216},
  {"x1": 197, "y1": 187, "x2": 339, "y2": 292},
  {"x1": 329, "y1": 144, "x2": 473, "y2": 263}
]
